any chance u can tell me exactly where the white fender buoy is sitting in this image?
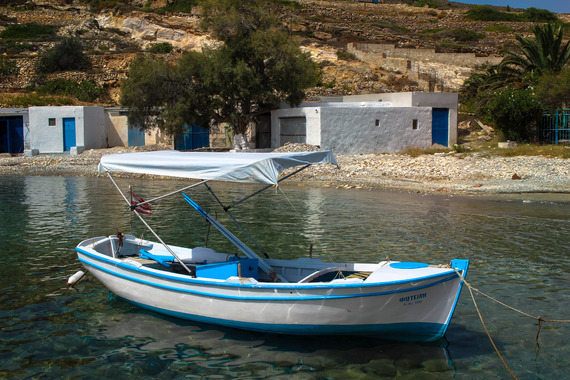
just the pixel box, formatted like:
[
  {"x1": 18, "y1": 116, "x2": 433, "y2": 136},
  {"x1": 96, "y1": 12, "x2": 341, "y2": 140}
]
[{"x1": 67, "y1": 270, "x2": 85, "y2": 287}]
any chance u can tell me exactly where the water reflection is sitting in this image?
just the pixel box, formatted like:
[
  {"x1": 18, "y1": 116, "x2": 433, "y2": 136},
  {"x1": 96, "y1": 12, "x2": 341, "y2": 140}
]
[{"x1": 0, "y1": 175, "x2": 568, "y2": 379}]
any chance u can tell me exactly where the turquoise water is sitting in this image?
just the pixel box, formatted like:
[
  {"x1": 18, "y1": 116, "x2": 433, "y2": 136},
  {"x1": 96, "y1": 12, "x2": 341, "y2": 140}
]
[{"x1": 0, "y1": 175, "x2": 569, "y2": 379}]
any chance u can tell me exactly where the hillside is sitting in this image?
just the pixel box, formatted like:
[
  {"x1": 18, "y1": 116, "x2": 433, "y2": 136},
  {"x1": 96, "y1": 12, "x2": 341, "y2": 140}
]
[{"x1": 0, "y1": 0, "x2": 568, "y2": 106}]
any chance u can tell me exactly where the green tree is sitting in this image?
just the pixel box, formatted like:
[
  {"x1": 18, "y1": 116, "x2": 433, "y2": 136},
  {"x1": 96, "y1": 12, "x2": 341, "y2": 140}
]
[
  {"x1": 460, "y1": 23, "x2": 570, "y2": 123},
  {"x1": 120, "y1": 0, "x2": 319, "y2": 138},
  {"x1": 500, "y1": 23, "x2": 570, "y2": 83}
]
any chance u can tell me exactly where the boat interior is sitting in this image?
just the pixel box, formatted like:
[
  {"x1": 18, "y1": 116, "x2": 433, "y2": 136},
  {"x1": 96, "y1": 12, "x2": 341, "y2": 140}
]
[{"x1": 79, "y1": 234, "x2": 382, "y2": 284}]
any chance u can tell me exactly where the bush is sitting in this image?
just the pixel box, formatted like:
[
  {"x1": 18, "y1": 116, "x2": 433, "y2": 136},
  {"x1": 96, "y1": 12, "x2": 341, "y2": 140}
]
[
  {"x1": 0, "y1": 56, "x2": 18, "y2": 76},
  {"x1": 35, "y1": 37, "x2": 91, "y2": 74},
  {"x1": 522, "y1": 7, "x2": 558, "y2": 22},
  {"x1": 34, "y1": 79, "x2": 105, "y2": 102},
  {"x1": 155, "y1": 0, "x2": 197, "y2": 14},
  {"x1": 413, "y1": 0, "x2": 443, "y2": 9},
  {"x1": 147, "y1": 42, "x2": 173, "y2": 54},
  {"x1": 336, "y1": 50, "x2": 357, "y2": 61},
  {"x1": 465, "y1": 5, "x2": 559, "y2": 23},
  {"x1": 484, "y1": 88, "x2": 545, "y2": 141},
  {"x1": 444, "y1": 28, "x2": 485, "y2": 42},
  {"x1": 0, "y1": 22, "x2": 56, "y2": 40},
  {"x1": 465, "y1": 6, "x2": 519, "y2": 21}
]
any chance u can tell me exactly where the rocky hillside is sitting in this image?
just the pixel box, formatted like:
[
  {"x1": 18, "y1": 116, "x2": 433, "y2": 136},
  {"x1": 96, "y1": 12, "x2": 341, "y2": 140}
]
[{"x1": 0, "y1": 0, "x2": 568, "y2": 106}]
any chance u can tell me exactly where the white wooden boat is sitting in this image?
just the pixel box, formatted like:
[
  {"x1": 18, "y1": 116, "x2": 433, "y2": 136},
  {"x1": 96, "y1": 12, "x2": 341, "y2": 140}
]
[{"x1": 75, "y1": 150, "x2": 468, "y2": 341}]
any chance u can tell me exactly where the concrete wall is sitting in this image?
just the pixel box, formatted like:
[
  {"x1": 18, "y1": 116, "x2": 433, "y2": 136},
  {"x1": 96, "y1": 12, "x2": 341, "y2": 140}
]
[
  {"x1": 319, "y1": 106, "x2": 432, "y2": 154},
  {"x1": 29, "y1": 106, "x2": 105, "y2": 153},
  {"x1": 410, "y1": 92, "x2": 458, "y2": 146},
  {"x1": 271, "y1": 103, "x2": 432, "y2": 154},
  {"x1": 348, "y1": 42, "x2": 502, "y2": 91},
  {"x1": 322, "y1": 92, "x2": 458, "y2": 146},
  {"x1": 105, "y1": 108, "x2": 129, "y2": 147},
  {"x1": 104, "y1": 108, "x2": 171, "y2": 147},
  {"x1": 83, "y1": 106, "x2": 106, "y2": 149},
  {"x1": 271, "y1": 106, "x2": 322, "y2": 148}
]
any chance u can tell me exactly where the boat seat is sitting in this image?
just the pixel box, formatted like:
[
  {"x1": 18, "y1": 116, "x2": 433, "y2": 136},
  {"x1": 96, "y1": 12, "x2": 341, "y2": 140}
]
[{"x1": 139, "y1": 249, "x2": 172, "y2": 267}]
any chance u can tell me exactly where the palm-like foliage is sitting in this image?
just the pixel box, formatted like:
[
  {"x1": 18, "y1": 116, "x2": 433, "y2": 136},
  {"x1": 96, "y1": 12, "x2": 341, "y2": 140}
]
[{"x1": 500, "y1": 23, "x2": 570, "y2": 82}]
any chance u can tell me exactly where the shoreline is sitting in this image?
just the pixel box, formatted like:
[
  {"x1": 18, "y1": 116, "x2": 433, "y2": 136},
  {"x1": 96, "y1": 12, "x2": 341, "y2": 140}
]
[{"x1": 1, "y1": 146, "x2": 569, "y2": 200}]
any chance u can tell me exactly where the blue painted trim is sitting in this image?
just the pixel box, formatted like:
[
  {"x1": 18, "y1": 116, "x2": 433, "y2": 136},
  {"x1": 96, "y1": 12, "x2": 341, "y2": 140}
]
[
  {"x1": 122, "y1": 298, "x2": 447, "y2": 341},
  {"x1": 78, "y1": 252, "x2": 461, "y2": 302},
  {"x1": 76, "y1": 247, "x2": 462, "y2": 290},
  {"x1": 390, "y1": 262, "x2": 429, "y2": 269}
]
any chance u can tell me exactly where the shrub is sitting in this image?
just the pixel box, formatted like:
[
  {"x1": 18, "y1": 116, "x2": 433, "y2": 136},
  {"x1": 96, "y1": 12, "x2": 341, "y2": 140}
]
[
  {"x1": 34, "y1": 79, "x2": 105, "y2": 102},
  {"x1": 0, "y1": 56, "x2": 18, "y2": 76},
  {"x1": 484, "y1": 88, "x2": 545, "y2": 142},
  {"x1": 275, "y1": 0, "x2": 305, "y2": 10},
  {"x1": 465, "y1": 5, "x2": 559, "y2": 23},
  {"x1": 336, "y1": 50, "x2": 357, "y2": 61},
  {"x1": 155, "y1": 0, "x2": 198, "y2": 14},
  {"x1": 413, "y1": 0, "x2": 443, "y2": 9},
  {"x1": 147, "y1": 42, "x2": 173, "y2": 54},
  {"x1": 35, "y1": 37, "x2": 91, "y2": 74},
  {"x1": 522, "y1": 7, "x2": 558, "y2": 22},
  {"x1": 445, "y1": 28, "x2": 485, "y2": 42},
  {"x1": 0, "y1": 22, "x2": 56, "y2": 40}
]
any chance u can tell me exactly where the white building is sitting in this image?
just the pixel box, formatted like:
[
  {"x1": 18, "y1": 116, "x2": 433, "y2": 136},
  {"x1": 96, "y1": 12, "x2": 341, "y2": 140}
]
[
  {"x1": 29, "y1": 106, "x2": 106, "y2": 154},
  {"x1": 271, "y1": 92, "x2": 458, "y2": 154},
  {"x1": 0, "y1": 108, "x2": 29, "y2": 154}
]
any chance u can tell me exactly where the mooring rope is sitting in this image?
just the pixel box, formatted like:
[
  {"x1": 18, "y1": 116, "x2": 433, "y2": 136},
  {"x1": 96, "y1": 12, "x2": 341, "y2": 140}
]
[{"x1": 454, "y1": 268, "x2": 570, "y2": 380}]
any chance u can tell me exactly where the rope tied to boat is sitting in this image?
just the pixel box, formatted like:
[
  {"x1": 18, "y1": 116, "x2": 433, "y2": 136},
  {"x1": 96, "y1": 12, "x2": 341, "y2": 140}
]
[{"x1": 453, "y1": 268, "x2": 570, "y2": 380}]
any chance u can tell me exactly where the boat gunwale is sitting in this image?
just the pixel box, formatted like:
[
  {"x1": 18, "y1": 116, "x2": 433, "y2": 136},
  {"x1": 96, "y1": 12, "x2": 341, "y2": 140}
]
[{"x1": 76, "y1": 246, "x2": 463, "y2": 296}]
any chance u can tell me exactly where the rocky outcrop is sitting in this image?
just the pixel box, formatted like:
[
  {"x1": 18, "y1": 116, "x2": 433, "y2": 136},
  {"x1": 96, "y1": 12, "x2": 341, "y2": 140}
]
[{"x1": 0, "y1": 0, "x2": 553, "y2": 104}]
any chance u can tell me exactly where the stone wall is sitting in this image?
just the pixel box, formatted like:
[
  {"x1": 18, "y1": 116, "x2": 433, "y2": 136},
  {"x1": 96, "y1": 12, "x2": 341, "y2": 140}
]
[{"x1": 348, "y1": 42, "x2": 502, "y2": 91}]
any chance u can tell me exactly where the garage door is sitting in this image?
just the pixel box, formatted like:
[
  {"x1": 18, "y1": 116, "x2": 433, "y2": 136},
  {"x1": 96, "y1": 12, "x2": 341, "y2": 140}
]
[
  {"x1": 279, "y1": 117, "x2": 306, "y2": 145},
  {"x1": 0, "y1": 116, "x2": 24, "y2": 154}
]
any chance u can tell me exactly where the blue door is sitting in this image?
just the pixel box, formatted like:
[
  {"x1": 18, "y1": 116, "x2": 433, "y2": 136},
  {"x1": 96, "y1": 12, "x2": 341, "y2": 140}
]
[
  {"x1": 0, "y1": 116, "x2": 24, "y2": 154},
  {"x1": 174, "y1": 124, "x2": 209, "y2": 150},
  {"x1": 63, "y1": 118, "x2": 76, "y2": 151},
  {"x1": 432, "y1": 108, "x2": 449, "y2": 146},
  {"x1": 128, "y1": 125, "x2": 145, "y2": 146}
]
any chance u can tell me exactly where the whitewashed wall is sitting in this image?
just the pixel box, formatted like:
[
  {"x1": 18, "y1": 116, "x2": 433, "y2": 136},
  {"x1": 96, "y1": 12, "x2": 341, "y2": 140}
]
[
  {"x1": 83, "y1": 106, "x2": 106, "y2": 149},
  {"x1": 271, "y1": 106, "x2": 321, "y2": 148},
  {"x1": 271, "y1": 104, "x2": 432, "y2": 154},
  {"x1": 339, "y1": 92, "x2": 458, "y2": 146},
  {"x1": 319, "y1": 106, "x2": 432, "y2": 154},
  {"x1": 29, "y1": 106, "x2": 106, "y2": 153}
]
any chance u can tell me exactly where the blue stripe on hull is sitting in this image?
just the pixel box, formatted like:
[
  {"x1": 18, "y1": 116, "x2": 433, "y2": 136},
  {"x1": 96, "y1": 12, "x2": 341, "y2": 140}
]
[{"x1": 123, "y1": 298, "x2": 447, "y2": 342}]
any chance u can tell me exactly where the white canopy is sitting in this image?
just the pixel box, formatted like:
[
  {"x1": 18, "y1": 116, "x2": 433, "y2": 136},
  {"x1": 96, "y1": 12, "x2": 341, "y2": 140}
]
[{"x1": 99, "y1": 150, "x2": 338, "y2": 185}]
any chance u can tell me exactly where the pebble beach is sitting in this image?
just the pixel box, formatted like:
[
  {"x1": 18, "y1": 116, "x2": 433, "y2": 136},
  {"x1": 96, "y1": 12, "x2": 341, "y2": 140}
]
[{"x1": 1, "y1": 145, "x2": 568, "y2": 197}]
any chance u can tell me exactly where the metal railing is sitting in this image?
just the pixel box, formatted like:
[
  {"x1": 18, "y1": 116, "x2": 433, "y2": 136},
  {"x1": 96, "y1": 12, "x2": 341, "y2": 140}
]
[{"x1": 539, "y1": 109, "x2": 570, "y2": 144}]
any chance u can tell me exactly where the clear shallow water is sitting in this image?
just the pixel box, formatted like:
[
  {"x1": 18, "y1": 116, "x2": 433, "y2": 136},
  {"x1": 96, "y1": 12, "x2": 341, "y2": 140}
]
[{"x1": 0, "y1": 175, "x2": 569, "y2": 379}]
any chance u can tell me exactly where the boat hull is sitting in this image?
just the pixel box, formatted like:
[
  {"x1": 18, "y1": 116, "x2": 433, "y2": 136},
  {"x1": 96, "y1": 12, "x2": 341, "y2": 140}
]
[{"x1": 76, "y1": 241, "x2": 467, "y2": 341}]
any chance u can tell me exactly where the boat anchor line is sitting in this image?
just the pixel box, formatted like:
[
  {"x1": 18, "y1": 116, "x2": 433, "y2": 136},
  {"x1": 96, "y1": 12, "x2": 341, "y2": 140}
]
[{"x1": 453, "y1": 268, "x2": 570, "y2": 380}]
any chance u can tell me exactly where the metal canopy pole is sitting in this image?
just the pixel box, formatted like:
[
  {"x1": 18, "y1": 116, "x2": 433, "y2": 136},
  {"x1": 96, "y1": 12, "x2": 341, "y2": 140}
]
[{"x1": 105, "y1": 171, "x2": 195, "y2": 276}]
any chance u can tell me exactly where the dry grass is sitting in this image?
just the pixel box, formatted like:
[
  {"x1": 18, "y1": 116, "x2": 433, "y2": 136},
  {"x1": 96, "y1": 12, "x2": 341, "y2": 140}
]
[{"x1": 401, "y1": 139, "x2": 570, "y2": 159}]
